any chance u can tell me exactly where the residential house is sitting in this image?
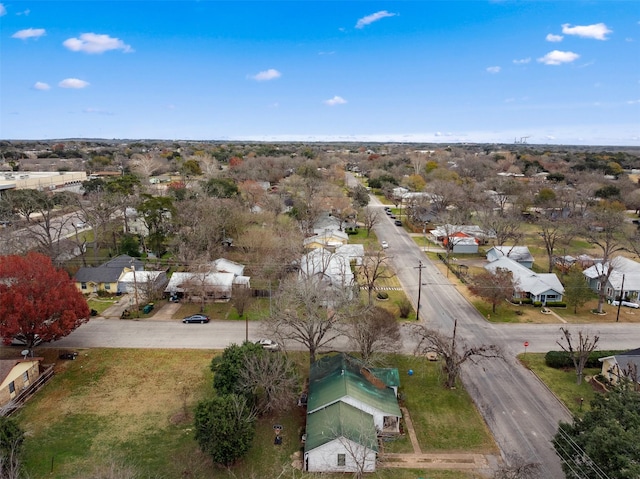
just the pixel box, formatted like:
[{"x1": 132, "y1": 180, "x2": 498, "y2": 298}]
[
  {"x1": 304, "y1": 402, "x2": 378, "y2": 474},
  {"x1": 485, "y1": 257, "x2": 565, "y2": 303},
  {"x1": 430, "y1": 225, "x2": 493, "y2": 245},
  {"x1": 117, "y1": 270, "x2": 168, "y2": 296},
  {"x1": 486, "y1": 246, "x2": 535, "y2": 269},
  {"x1": 599, "y1": 348, "x2": 640, "y2": 386},
  {"x1": 313, "y1": 214, "x2": 343, "y2": 235},
  {"x1": 211, "y1": 258, "x2": 245, "y2": 277},
  {"x1": 443, "y1": 234, "x2": 479, "y2": 254},
  {"x1": 582, "y1": 257, "x2": 640, "y2": 302},
  {"x1": 304, "y1": 230, "x2": 349, "y2": 250},
  {"x1": 74, "y1": 255, "x2": 144, "y2": 294},
  {"x1": 335, "y1": 244, "x2": 365, "y2": 267},
  {"x1": 304, "y1": 353, "x2": 401, "y2": 474},
  {"x1": 0, "y1": 358, "x2": 43, "y2": 409},
  {"x1": 299, "y1": 248, "x2": 354, "y2": 290},
  {"x1": 164, "y1": 271, "x2": 236, "y2": 301}
]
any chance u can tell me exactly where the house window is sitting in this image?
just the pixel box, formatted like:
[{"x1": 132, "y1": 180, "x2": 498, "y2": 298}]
[
  {"x1": 596, "y1": 282, "x2": 601, "y2": 291},
  {"x1": 105, "y1": 283, "x2": 110, "y2": 290},
  {"x1": 606, "y1": 288, "x2": 612, "y2": 297},
  {"x1": 8, "y1": 382, "x2": 15, "y2": 394},
  {"x1": 547, "y1": 295, "x2": 557, "y2": 301},
  {"x1": 337, "y1": 454, "x2": 346, "y2": 467},
  {"x1": 22, "y1": 371, "x2": 28, "y2": 382},
  {"x1": 81, "y1": 282, "x2": 87, "y2": 290}
]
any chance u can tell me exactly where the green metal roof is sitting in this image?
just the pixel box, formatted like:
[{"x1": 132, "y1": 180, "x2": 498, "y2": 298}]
[
  {"x1": 307, "y1": 354, "x2": 401, "y2": 417},
  {"x1": 304, "y1": 402, "x2": 378, "y2": 453}
]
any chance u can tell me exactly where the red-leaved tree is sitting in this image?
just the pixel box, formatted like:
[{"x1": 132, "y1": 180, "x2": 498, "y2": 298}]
[{"x1": 0, "y1": 252, "x2": 90, "y2": 349}]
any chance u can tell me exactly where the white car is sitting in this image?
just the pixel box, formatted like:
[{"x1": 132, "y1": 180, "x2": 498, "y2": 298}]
[
  {"x1": 611, "y1": 300, "x2": 640, "y2": 309},
  {"x1": 255, "y1": 338, "x2": 280, "y2": 351},
  {"x1": 381, "y1": 241, "x2": 389, "y2": 249}
]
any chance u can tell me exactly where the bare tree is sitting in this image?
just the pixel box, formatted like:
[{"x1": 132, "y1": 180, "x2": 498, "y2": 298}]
[
  {"x1": 357, "y1": 247, "x2": 395, "y2": 305},
  {"x1": 345, "y1": 306, "x2": 401, "y2": 367},
  {"x1": 263, "y1": 275, "x2": 360, "y2": 363},
  {"x1": 231, "y1": 285, "x2": 253, "y2": 318},
  {"x1": 467, "y1": 268, "x2": 515, "y2": 313},
  {"x1": 537, "y1": 217, "x2": 574, "y2": 273},
  {"x1": 359, "y1": 206, "x2": 381, "y2": 237},
  {"x1": 477, "y1": 209, "x2": 522, "y2": 247},
  {"x1": 583, "y1": 201, "x2": 628, "y2": 313},
  {"x1": 556, "y1": 327, "x2": 599, "y2": 385},
  {"x1": 130, "y1": 152, "x2": 162, "y2": 181},
  {"x1": 237, "y1": 352, "x2": 300, "y2": 416},
  {"x1": 413, "y1": 320, "x2": 503, "y2": 389}
]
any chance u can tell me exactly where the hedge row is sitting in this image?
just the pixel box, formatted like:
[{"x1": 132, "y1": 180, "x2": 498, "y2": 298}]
[
  {"x1": 544, "y1": 350, "x2": 624, "y2": 369},
  {"x1": 533, "y1": 301, "x2": 566, "y2": 308}
]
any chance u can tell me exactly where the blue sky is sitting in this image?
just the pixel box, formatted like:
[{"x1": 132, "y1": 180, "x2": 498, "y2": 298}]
[{"x1": 1, "y1": 1, "x2": 639, "y2": 145}]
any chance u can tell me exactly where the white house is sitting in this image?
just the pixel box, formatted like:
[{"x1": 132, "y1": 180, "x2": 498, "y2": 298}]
[
  {"x1": 304, "y1": 402, "x2": 378, "y2": 474},
  {"x1": 117, "y1": 270, "x2": 168, "y2": 296},
  {"x1": 582, "y1": 257, "x2": 640, "y2": 302},
  {"x1": 304, "y1": 354, "x2": 400, "y2": 474},
  {"x1": 335, "y1": 244, "x2": 365, "y2": 266},
  {"x1": 164, "y1": 271, "x2": 235, "y2": 300},
  {"x1": 299, "y1": 248, "x2": 354, "y2": 289},
  {"x1": 486, "y1": 246, "x2": 535, "y2": 269},
  {"x1": 485, "y1": 257, "x2": 564, "y2": 303}
]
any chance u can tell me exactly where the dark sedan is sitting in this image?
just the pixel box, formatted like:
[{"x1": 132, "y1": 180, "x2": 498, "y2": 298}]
[{"x1": 182, "y1": 314, "x2": 210, "y2": 324}]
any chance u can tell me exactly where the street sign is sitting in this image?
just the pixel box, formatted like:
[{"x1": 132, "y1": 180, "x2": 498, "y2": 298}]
[{"x1": 524, "y1": 341, "x2": 529, "y2": 347}]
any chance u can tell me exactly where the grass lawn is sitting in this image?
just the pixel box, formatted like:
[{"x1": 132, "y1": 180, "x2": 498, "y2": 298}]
[
  {"x1": 14, "y1": 349, "x2": 494, "y2": 479},
  {"x1": 519, "y1": 353, "x2": 602, "y2": 416},
  {"x1": 393, "y1": 355, "x2": 497, "y2": 453},
  {"x1": 86, "y1": 297, "x2": 119, "y2": 315}
]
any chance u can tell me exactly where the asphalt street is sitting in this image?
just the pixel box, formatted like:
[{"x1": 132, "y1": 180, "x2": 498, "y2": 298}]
[{"x1": 37, "y1": 175, "x2": 640, "y2": 477}]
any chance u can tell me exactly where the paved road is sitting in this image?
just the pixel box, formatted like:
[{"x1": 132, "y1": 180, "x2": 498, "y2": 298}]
[
  {"x1": 40, "y1": 175, "x2": 640, "y2": 476},
  {"x1": 361, "y1": 182, "x2": 640, "y2": 477}
]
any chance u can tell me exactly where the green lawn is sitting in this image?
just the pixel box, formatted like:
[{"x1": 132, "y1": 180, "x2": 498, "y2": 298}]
[
  {"x1": 519, "y1": 353, "x2": 601, "y2": 416},
  {"x1": 15, "y1": 349, "x2": 493, "y2": 479}
]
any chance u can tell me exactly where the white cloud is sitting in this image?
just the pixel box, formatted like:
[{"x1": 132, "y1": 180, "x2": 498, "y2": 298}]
[
  {"x1": 486, "y1": 66, "x2": 501, "y2": 74},
  {"x1": 537, "y1": 50, "x2": 580, "y2": 65},
  {"x1": 513, "y1": 57, "x2": 531, "y2": 64},
  {"x1": 63, "y1": 33, "x2": 133, "y2": 54},
  {"x1": 546, "y1": 33, "x2": 563, "y2": 42},
  {"x1": 324, "y1": 96, "x2": 347, "y2": 106},
  {"x1": 16, "y1": 9, "x2": 29, "y2": 15},
  {"x1": 250, "y1": 69, "x2": 281, "y2": 81},
  {"x1": 627, "y1": 99, "x2": 640, "y2": 105},
  {"x1": 58, "y1": 78, "x2": 89, "y2": 89},
  {"x1": 0, "y1": 4, "x2": 6, "y2": 16},
  {"x1": 355, "y1": 10, "x2": 396, "y2": 29},
  {"x1": 12, "y1": 28, "x2": 46, "y2": 40},
  {"x1": 562, "y1": 23, "x2": 612, "y2": 40},
  {"x1": 33, "y1": 82, "x2": 50, "y2": 91}
]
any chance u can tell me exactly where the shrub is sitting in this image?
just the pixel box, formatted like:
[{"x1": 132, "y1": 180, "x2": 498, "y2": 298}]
[
  {"x1": 396, "y1": 298, "x2": 412, "y2": 319},
  {"x1": 545, "y1": 350, "x2": 626, "y2": 369},
  {"x1": 376, "y1": 291, "x2": 389, "y2": 300},
  {"x1": 533, "y1": 301, "x2": 566, "y2": 308}
]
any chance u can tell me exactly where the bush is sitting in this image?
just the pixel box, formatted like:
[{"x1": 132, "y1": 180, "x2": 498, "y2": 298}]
[
  {"x1": 545, "y1": 350, "x2": 626, "y2": 369},
  {"x1": 396, "y1": 298, "x2": 412, "y2": 319},
  {"x1": 376, "y1": 291, "x2": 389, "y2": 300},
  {"x1": 533, "y1": 301, "x2": 566, "y2": 308}
]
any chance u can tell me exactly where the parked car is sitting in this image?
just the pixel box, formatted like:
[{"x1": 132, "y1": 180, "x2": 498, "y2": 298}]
[
  {"x1": 611, "y1": 300, "x2": 640, "y2": 309},
  {"x1": 182, "y1": 314, "x2": 210, "y2": 324},
  {"x1": 75, "y1": 221, "x2": 88, "y2": 228},
  {"x1": 394, "y1": 220, "x2": 403, "y2": 226},
  {"x1": 385, "y1": 210, "x2": 393, "y2": 216},
  {"x1": 381, "y1": 240, "x2": 389, "y2": 249},
  {"x1": 255, "y1": 338, "x2": 280, "y2": 351}
]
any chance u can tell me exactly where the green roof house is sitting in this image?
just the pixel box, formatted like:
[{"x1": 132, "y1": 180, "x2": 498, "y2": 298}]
[
  {"x1": 303, "y1": 353, "x2": 401, "y2": 474},
  {"x1": 304, "y1": 402, "x2": 378, "y2": 473}
]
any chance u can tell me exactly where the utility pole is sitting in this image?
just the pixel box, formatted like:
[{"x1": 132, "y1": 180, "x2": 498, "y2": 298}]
[
  {"x1": 415, "y1": 261, "x2": 424, "y2": 321},
  {"x1": 616, "y1": 274, "x2": 625, "y2": 322},
  {"x1": 131, "y1": 261, "x2": 140, "y2": 318}
]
